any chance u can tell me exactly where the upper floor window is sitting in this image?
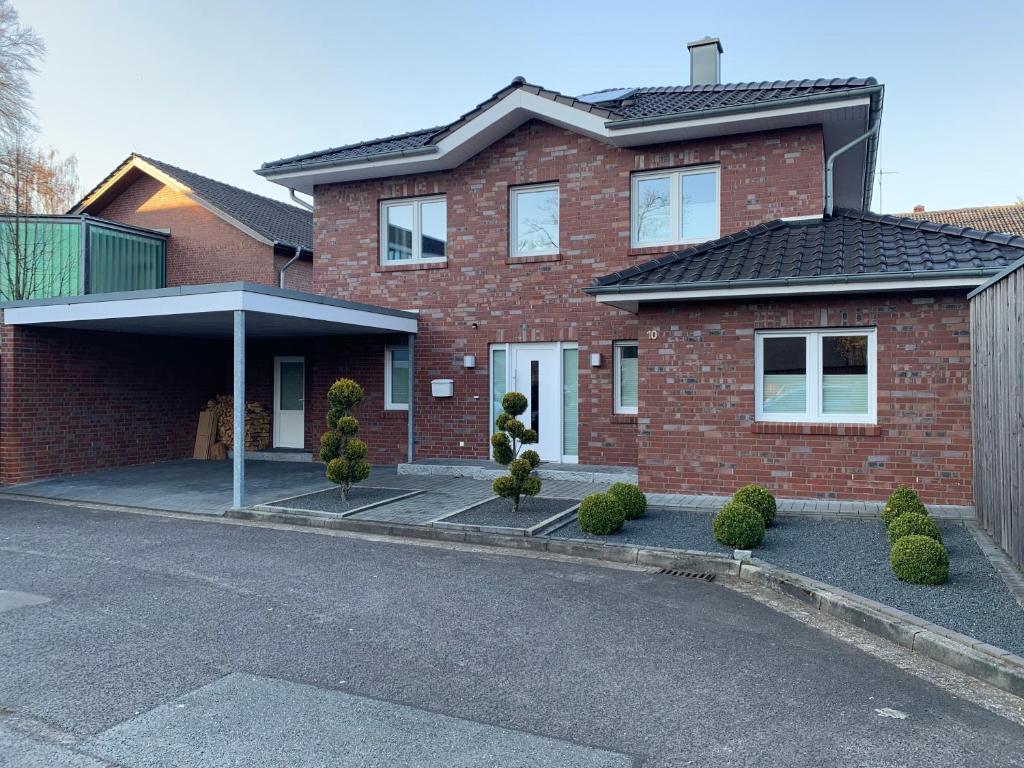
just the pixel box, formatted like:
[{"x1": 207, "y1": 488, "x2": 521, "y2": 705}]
[
  {"x1": 510, "y1": 183, "x2": 559, "y2": 257},
  {"x1": 631, "y1": 166, "x2": 720, "y2": 248},
  {"x1": 381, "y1": 196, "x2": 447, "y2": 264},
  {"x1": 755, "y1": 329, "x2": 876, "y2": 424}
]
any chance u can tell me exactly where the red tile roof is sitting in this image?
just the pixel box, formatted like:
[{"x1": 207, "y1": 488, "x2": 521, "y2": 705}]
[{"x1": 899, "y1": 204, "x2": 1024, "y2": 237}]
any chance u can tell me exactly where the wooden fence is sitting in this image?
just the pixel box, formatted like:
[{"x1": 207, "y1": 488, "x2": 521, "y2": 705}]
[{"x1": 970, "y1": 259, "x2": 1024, "y2": 568}]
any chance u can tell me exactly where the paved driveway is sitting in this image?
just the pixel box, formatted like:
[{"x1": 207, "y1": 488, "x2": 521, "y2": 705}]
[
  {"x1": 0, "y1": 459, "x2": 334, "y2": 515},
  {"x1": 0, "y1": 498, "x2": 1021, "y2": 767}
]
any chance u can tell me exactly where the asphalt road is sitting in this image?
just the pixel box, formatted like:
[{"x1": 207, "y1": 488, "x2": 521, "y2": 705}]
[{"x1": 0, "y1": 498, "x2": 1021, "y2": 767}]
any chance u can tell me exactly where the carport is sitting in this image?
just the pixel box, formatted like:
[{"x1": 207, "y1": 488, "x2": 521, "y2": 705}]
[{"x1": 1, "y1": 282, "x2": 418, "y2": 508}]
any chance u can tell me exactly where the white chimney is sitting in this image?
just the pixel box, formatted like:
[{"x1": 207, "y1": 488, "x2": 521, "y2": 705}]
[{"x1": 687, "y1": 37, "x2": 723, "y2": 86}]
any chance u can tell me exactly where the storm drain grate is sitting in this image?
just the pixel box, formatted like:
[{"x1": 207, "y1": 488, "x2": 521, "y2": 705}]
[{"x1": 656, "y1": 568, "x2": 715, "y2": 582}]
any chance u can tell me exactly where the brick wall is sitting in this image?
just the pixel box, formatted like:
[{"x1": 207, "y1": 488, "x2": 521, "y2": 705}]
[
  {"x1": 314, "y1": 120, "x2": 825, "y2": 466},
  {"x1": 94, "y1": 173, "x2": 280, "y2": 287},
  {"x1": 636, "y1": 292, "x2": 973, "y2": 504},
  {"x1": 0, "y1": 324, "x2": 229, "y2": 485},
  {"x1": 273, "y1": 253, "x2": 313, "y2": 292}
]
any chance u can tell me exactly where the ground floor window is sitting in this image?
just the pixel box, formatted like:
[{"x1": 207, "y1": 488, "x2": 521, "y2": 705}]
[
  {"x1": 613, "y1": 341, "x2": 639, "y2": 415},
  {"x1": 755, "y1": 328, "x2": 876, "y2": 423},
  {"x1": 385, "y1": 346, "x2": 410, "y2": 410}
]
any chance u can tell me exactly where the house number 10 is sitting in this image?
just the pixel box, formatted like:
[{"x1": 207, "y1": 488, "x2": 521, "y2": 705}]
[{"x1": 646, "y1": 329, "x2": 659, "y2": 340}]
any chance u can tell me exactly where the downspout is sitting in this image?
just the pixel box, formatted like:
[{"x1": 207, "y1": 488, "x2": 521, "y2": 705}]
[
  {"x1": 289, "y1": 188, "x2": 313, "y2": 211},
  {"x1": 278, "y1": 245, "x2": 302, "y2": 289},
  {"x1": 824, "y1": 115, "x2": 880, "y2": 217}
]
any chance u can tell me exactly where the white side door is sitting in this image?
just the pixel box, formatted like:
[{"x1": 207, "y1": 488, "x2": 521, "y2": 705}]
[
  {"x1": 512, "y1": 343, "x2": 562, "y2": 462},
  {"x1": 273, "y1": 356, "x2": 305, "y2": 449}
]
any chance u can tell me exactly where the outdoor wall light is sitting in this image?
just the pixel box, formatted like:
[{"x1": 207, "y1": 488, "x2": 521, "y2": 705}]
[
  {"x1": 590, "y1": 353, "x2": 602, "y2": 367},
  {"x1": 463, "y1": 355, "x2": 476, "y2": 368}
]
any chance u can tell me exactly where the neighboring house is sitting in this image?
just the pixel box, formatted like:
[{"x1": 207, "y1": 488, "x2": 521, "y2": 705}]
[
  {"x1": 4, "y1": 39, "x2": 1024, "y2": 506},
  {"x1": 71, "y1": 154, "x2": 313, "y2": 291},
  {"x1": 899, "y1": 203, "x2": 1024, "y2": 238}
]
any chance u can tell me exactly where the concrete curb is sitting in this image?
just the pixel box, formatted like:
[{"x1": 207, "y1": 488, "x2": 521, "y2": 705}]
[
  {"x1": 225, "y1": 506, "x2": 1024, "y2": 698},
  {"x1": 396, "y1": 462, "x2": 638, "y2": 485}
]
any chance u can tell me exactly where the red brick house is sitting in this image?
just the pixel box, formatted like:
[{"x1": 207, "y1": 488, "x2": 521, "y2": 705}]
[{"x1": 4, "y1": 40, "x2": 1024, "y2": 507}]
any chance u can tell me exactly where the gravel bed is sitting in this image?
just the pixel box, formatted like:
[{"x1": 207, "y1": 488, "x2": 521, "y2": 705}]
[
  {"x1": 441, "y1": 496, "x2": 578, "y2": 530},
  {"x1": 269, "y1": 486, "x2": 413, "y2": 515},
  {"x1": 548, "y1": 509, "x2": 1024, "y2": 655}
]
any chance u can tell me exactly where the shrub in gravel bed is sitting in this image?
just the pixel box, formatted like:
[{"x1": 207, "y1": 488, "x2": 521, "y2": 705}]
[
  {"x1": 887, "y1": 512, "x2": 943, "y2": 545},
  {"x1": 732, "y1": 484, "x2": 776, "y2": 527},
  {"x1": 608, "y1": 482, "x2": 646, "y2": 520},
  {"x1": 890, "y1": 534, "x2": 949, "y2": 585},
  {"x1": 578, "y1": 492, "x2": 625, "y2": 535},
  {"x1": 712, "y1": 501, "x2": 764, "y2": 549},
  {"x1": 881, "y1": 486, "x2": 928, "y2": 528}
]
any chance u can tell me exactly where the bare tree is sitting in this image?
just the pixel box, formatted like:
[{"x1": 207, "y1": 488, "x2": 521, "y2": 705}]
[{"x1": 0, "y1": 0, "x2": 45, "y2": 139}]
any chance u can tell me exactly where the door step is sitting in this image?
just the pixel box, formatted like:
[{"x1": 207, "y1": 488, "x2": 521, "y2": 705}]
[
  {"x1": 397, "y1": 462, "x2": 637, "y2": 485},
  {"x1": 228, "y1": 450, "x2": 313, "y2": 463}
]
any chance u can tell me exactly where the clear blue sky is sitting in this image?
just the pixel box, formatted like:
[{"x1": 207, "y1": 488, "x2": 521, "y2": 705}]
[{"x1": 20, "y1": 0, "x2": 1024, "y2": 214}]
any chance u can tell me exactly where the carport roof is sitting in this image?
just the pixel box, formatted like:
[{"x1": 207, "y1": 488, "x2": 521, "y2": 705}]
[{"x1": 0, "y1": 282, "x2": 418, "y2": 338}]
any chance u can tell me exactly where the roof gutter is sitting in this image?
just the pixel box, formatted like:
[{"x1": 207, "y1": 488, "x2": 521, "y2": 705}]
[
  {"x1": 258, "y1": 145, "x2": 438, "y2": 178},
  {"x1": 602, "y1": 86, "x2": 883, "y2": 129},
  {"x1": 586, "y1": 268, "x2": 999, "y2": 296}
]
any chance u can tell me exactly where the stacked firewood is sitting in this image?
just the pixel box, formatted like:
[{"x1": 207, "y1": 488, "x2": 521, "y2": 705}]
[{"x1": 206, "y1": 395, "x2": 271, "y2": 451}]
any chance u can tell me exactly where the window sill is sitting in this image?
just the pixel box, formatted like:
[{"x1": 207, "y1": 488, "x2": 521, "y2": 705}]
[
  {"x1": 752, "y1": 422, "x2": 880, "y2": 437},
  {"x1": 379, "y1": 260, "x2": 448, "y2": 273},
  {"x1": 507, "y1": 252, "x2": 561, "y2": 265}
]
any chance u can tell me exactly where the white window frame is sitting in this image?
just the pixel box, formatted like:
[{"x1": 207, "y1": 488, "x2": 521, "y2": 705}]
[
  {"x1": 380, "y1": 195, "x2": 447, "y2": 264},
  {"x1": 613, "y1": 341, "x2": 639, "y2": 415},
  {"x1": 630, "y1": 165, "x2": 721, "y2": 248},
  {"x1": 755, "y1": 329, "x2": 877, "y2": 424},
  {"x1": 384, "y1": 345, "x2": 410, "y2": 411},
  {"x1": 509, "y1": 183, "x2": 560, "y2": 257}
]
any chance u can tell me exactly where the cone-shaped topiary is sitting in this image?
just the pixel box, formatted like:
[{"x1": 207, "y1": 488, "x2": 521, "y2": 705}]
[
  {"x1": 733, "y1": 484, "x2": 777, "y2": 527},
  {"x1": 608, "y1": 482, "x2": 646, "y2": 520},
  {"x1": 890, "y1": 535, "x2": 949, "y2": 585},
  {"x1": 712, "y1": 501, "x2": 765, "y2": 549},
  {"x1": 887, "y1": 512, "x2": 942, "y2": 545},
  {"x1": 578, "y1": 492, "x2": 625, "y2": 535},
  {"x1": 491, "y1": 391, "x2": 541, "y2": 513},
  {"x1": 881, "y1": 486, "x2": 928, "y2": 528},
  {"x1": 320, "y1": 378, "x2": 370, "y2": 500}
]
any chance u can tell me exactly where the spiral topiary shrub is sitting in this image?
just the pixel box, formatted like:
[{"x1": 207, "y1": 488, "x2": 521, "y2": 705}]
[
  {"x1": 712, "y1": 501, "x2": 765, "y2": 549},
  {"x1": 890, "y1": 535, "x2": 949, "y2": 585},
  {"x1": 490, "y1": 392, "x2": 541, "y2": 513},
  {"x1": 887, "y1": 512, "x2": 942, "y2": 545},
  {"x1": 578, "y1": 492, "x2": 625, "y2": 535},
  {"x1": 320, "y1": 379, "x2": 371, "y2": 500},
  {"x1": 608, "y1": 482, "x2": 646, "y2": 520},
  {"x1": 881, "y1": 486, "x2": 928, "y2": 528},
  {"x1": 732, "y1": 484, "x2": 777, "y2": 527}
]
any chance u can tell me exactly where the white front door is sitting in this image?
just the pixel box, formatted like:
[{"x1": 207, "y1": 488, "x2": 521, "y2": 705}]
[
  {"x1": 273, "y1": 356, "x2": 305, "y2": 449},
  {"x1": 512, "y1": 343, "x2": 563, "y2": 462}
]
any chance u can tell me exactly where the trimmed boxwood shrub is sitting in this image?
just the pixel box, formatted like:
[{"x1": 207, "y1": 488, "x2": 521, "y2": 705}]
[
  {"x1": 608, "y1": 482, "x2": 646, "y2": 520},
  {"x1": 887, "y1": 512, "x2": 942, "y2": 545},
  {"x1": 890, "y1": 535, "x2": 949, "y2": 585},
  {"x1": 578, "y1": 492, "x2": 625, "y2": 535},
  {"x1": 712, "y1": 501, "x2": 765, "y2": 549},
  {"x1": 881, "y1": 486, "x2": 928, "y2": 528},
  {"x1": 732, "y1": 484, "x2": 776, "y2": 527}
]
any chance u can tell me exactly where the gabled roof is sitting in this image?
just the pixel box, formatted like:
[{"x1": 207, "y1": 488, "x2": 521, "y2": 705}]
[
  {"x1": 258, "y1": 77, "x2": 882, "y2": 209},
  {"x1": 261, "y1": 77, "x2": 878, "y2": 173},
  {"x1": 73, "y1": 154, "x2": 313, "y2": 253},
  {"x1": 589, "y1": 209, "x2": 1024, "y2": 305},
  {"x1": 898, "y1": 203, "x2": 1024, "y2": 238}
]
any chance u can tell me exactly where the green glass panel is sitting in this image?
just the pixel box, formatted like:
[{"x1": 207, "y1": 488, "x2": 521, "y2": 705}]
[
  {"x1": 0, "y1": 219, "x2": 81, "y2": 300},
  {"x1": 491, "y1": 348, "x2": 506, "y2": 427},
  {"x1": 562, "y1": 348, "x2": 578, "y2": 457},
  {"x1": 88, "y1": 225, "x2": 166, "y2": 293}
]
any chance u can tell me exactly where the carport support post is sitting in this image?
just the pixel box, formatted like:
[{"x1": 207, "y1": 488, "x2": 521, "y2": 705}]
[
  {"x1": 232, "y1": 310, "x2": 246, "y2": 509},
  {"x1": 406, "y1": 332, "x2": 415, "y2": 463}
]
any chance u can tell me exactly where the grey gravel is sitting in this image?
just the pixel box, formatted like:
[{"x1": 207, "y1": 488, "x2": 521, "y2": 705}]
[
  {"x1": 270, "y1": 486, "x2": 411, "y2": 515},
  {"x1": 441, "y1": 496, "x2": 577, "y2": 529},
  {"x1": 548, "y1": 509, "x2": 1024, "y2": 655}
]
